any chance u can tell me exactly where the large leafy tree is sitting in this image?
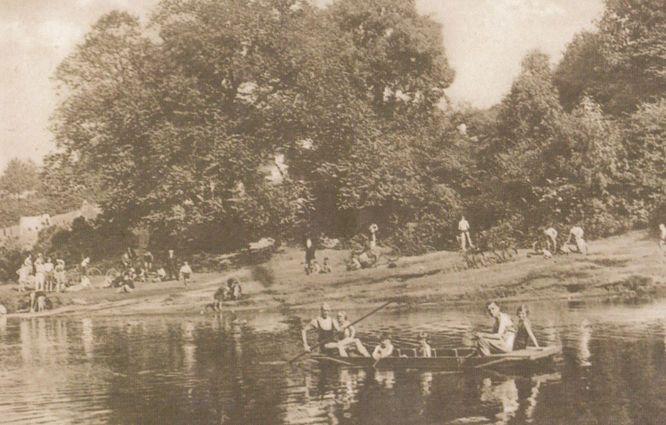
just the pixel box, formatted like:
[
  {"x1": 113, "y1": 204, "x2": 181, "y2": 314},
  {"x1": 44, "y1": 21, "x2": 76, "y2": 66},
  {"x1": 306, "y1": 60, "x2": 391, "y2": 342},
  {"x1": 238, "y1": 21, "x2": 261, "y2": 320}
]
[
  {"x1": 0, "y1": 158, "x2": 40, "y2": 201},
  {"x1": 50, "y1": 0, "x2": 458, "y2": 250},
  {"x1": 555, "y1": 0, "x2": 665, "y2": 114}
]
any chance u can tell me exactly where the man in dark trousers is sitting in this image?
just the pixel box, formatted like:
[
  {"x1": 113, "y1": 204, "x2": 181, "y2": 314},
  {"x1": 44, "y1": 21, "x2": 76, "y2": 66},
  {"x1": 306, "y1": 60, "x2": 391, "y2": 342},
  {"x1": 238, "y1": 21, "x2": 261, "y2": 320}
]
[{"x1": 166, "y1": 249, "x2": 178, "y2": 281}]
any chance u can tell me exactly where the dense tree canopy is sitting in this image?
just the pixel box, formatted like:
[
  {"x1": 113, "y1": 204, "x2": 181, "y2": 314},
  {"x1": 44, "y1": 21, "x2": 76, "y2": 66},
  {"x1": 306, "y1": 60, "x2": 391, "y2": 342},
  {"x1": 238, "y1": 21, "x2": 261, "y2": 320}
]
[{"x1": 40, "y1": 0, "x2": 664, "y2": 255}]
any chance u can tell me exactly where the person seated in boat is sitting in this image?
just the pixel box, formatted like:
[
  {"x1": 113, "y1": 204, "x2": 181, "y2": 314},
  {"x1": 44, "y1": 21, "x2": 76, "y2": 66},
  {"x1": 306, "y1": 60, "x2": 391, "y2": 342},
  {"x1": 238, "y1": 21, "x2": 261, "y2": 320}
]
[
  {"x1": 302, "y1": 303, "x2": 343, "y2": 355},
  {"x1": 418, "y1": 332, "x2": 433, "y2": 358},
  {"x1": 336, "y1": 311, "x2": 371, "y2": 357},
  {"x1": 372, "y1": 333, "x2": 395, "y2": 360},
  {"x1": 475, "y1": 301, "x2": 516, "y2": 357},
  {"x1": 513, "y1": 305, "x2": 539, "y2": 350}
]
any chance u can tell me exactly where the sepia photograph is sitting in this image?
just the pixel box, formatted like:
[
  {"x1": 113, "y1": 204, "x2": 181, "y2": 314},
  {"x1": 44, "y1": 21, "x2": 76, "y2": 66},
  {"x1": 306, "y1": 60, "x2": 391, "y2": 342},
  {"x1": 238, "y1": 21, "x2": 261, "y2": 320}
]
[{"x1": 0, "y1": 0, "x2": 664, "y2": 423}]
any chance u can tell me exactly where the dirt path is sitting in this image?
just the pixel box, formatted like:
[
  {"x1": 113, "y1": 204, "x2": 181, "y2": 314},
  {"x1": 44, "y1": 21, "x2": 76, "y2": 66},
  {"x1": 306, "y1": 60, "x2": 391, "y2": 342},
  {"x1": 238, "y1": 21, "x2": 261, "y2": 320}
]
[{"x1": 1, "y1": 230, "x2": 664, "y2": 317}]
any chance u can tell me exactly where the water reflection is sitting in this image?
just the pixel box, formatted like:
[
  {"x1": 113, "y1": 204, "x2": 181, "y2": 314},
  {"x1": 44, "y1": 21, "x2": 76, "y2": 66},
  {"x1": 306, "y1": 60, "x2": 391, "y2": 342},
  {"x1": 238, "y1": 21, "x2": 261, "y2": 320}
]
[
  {"x1": 577, "y1": 319, "x2": 592, "y2": 367},
  {"x1": 0, "y1": 299, "x2": 664, "y2": 424}
]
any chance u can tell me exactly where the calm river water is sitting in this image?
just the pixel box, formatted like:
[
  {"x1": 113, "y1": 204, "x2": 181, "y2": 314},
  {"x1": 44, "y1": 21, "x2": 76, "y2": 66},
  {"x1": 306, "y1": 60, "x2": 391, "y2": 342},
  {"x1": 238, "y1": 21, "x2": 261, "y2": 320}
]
[{"x1": 0, "y1": 299, "x2": 664, "y2": 424}]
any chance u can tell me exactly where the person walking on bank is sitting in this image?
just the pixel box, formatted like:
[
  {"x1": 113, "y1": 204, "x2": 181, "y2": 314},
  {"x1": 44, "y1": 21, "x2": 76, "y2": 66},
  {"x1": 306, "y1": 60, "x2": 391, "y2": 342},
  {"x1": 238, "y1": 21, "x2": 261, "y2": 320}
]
[
  {"x1": 304, "y1": 235, "x2": 316, "y2": 274},
  {"x1": 458, "y1": 215, "x2": 473, "y2": 251},
  {"x1": 166, "y1": 249, "x2": 178, "y2": 281}
]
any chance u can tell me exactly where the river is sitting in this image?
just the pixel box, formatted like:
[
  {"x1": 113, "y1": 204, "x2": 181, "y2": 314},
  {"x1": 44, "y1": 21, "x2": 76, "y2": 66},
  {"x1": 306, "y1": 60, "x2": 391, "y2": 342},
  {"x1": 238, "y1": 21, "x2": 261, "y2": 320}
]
[{"x1": 0, "y1": 299, "x2": 664, "y2": 424}]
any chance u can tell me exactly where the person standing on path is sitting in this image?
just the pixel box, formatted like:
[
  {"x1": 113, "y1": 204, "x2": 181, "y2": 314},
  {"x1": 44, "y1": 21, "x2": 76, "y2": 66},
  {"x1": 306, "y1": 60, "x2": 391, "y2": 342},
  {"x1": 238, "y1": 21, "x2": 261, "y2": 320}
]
[
  {"x1": 166, "y1": 249, "x2": 178, "y2": 281},
  {"x1": 659, "y1": 223, "x2": 665, "y2": 251},
  {"x1": 543, "y1": 227, "x2": 558, "y2": 254},
  {"x1": 304, "y1": 235, "x2": 316, "y2": 274},
  {"x1": 458, "y1": 216, "x2": 473, "y2": 251}
]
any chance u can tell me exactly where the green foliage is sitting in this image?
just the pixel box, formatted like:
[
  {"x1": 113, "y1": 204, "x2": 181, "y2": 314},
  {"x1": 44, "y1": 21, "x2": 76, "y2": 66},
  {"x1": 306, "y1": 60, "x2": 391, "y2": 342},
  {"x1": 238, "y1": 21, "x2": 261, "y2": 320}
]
[{"x1": 555, "y1": 0, "x2": 666, "y2": 114}]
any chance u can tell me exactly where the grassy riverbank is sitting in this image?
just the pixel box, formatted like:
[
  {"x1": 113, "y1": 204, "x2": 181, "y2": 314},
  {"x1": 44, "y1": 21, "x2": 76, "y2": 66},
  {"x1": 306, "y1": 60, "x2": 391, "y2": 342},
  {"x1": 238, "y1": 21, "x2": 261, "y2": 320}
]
[{"x1": 1, "y1": 230, "x2": 664, "y2": 317}]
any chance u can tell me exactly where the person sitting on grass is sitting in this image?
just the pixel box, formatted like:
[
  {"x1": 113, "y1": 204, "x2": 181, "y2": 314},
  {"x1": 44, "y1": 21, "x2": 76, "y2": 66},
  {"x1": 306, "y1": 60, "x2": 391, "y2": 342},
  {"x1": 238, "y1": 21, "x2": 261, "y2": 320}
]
[
  {"x1": 347, "y1": 253, "x2": 362, "y2": 271},
  {"x1": 309, "y1": 259, "x2": 321, "y2": 274},
  {"x1": 117, "y1": 269, "x2": 136, "y2": 293},
  {"x1": 179, "y1": 261, "x2": 193, "y2": 287},
  {"x1": 475, "y1": 301, "x2": 516, "y2": 357},
  {"x1": 320, "y1": 257, "x2": 332, "y2": 274},
  {"x1": 372, "y1": 333, "x2": 395, "y2": 361},
  {"x1": 156, "y1": 267, "x2": 167, "y2": 282},
  {"x1": 513, "y1": 304, "x2": 539, "y2": 350},
  {"x1": 336, "y1": 312, "x2": 371, "y2": 357},
  {"x1": 566, "y1": 225, "x2": 588, "y2": 255}
]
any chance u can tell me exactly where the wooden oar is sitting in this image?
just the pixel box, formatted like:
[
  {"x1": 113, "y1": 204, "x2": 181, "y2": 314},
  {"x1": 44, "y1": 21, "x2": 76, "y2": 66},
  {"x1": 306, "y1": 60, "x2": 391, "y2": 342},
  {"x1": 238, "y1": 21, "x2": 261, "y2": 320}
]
[{"x1": 288, "y1": 299, "x2": 396, "y2": 364}]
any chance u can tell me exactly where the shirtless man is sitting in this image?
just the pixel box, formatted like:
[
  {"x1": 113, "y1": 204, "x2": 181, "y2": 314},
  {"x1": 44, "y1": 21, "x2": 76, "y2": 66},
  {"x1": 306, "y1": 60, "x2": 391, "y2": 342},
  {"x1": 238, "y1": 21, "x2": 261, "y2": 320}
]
[
  {"x1": 372, "y1": 333, "x2": 395, "y2": 361},
  {"x1": 475, "y1": 301, "x2": 516, "y2": 356},
  {"x1": 302, "y1": 303, "x2": 344, "y2": 356},
  {"x1": 336, "y1": 312, "x2": 371, "y2": 357}
]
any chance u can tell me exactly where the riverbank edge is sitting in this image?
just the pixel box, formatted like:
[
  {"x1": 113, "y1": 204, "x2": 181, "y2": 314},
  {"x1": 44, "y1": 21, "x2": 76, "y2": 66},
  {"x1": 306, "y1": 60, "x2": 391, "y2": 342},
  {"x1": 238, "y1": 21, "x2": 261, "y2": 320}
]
[{"x1": 2, "y1": 230, "x2": 663, "y2": 318}]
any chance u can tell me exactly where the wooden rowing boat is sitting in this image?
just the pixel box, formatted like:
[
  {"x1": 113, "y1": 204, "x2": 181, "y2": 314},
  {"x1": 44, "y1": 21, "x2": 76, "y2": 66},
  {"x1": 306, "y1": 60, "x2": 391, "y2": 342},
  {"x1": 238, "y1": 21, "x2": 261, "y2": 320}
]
[{"x1": 311, "y1": 345, "x2": 561, "y2": 370}]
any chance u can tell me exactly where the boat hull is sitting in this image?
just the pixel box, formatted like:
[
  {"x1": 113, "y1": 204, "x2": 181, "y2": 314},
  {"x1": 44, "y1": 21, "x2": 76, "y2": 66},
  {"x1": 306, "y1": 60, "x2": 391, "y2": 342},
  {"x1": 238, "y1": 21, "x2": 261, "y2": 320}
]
[{"x1": 311, "y1": 346, "x2": 561, "y2": 371}]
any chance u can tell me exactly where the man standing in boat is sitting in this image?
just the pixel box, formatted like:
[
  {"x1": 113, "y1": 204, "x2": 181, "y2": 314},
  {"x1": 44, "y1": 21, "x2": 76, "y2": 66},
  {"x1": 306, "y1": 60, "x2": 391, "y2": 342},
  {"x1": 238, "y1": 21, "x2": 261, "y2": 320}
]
[
  {"x1": 302, "y1": 303, "x2": 345, "y2": 355},
  {"x1": 475, "y1": 301, "x2": 516, "y2": 356}
]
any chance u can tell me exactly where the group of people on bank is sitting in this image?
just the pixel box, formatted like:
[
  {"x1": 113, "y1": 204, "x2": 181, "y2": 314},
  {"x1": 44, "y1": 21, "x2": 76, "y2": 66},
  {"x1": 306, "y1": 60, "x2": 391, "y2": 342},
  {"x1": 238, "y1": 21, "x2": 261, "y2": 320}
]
[
  {"x1": 106, "y1": 247, "x2": 194, "y2": 293},
  {"x1": 302, "y1": 301, "x2": 539, "y2": 360}
]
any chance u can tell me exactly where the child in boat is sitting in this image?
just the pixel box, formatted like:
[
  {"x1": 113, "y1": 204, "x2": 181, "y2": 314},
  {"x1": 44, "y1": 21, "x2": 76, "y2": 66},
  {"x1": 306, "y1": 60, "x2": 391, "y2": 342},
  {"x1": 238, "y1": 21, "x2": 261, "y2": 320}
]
[
  {"x1": 513, "y1": 305, "x2": 539, "y2": 350},
  {"x1": 336, "y1": 312, "x2": 371, "y2": 357},
  {"x1": 372, "y1": 333, "x2": 394, "y2": 361},
  {"x1": 475, "y1": 301, "x2": 516, "y2": 357},
  {"x1": 418, "y1": 332, "x2": 433, "y2": 358}
]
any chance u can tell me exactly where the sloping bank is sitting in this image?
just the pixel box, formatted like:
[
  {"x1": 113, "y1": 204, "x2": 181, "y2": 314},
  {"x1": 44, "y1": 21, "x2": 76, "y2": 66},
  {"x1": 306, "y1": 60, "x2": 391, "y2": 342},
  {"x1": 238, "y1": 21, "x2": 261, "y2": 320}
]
[{"x1": 1, "y1": 230, "x2": 664, "y2": 318}]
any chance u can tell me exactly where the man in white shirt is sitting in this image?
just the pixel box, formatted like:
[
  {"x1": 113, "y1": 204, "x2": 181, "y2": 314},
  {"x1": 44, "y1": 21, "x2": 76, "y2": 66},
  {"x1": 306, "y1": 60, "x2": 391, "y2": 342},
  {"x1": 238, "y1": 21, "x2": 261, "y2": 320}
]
[
  {"x1": 566, "y1": 225, "x2": 587, "y2": 254},
  {"x1": 543, "y1": 227, "x2": 558, "y2": 254},
  {"x1": 458, "y1": 216, "x2": 473, "y2": 251}
]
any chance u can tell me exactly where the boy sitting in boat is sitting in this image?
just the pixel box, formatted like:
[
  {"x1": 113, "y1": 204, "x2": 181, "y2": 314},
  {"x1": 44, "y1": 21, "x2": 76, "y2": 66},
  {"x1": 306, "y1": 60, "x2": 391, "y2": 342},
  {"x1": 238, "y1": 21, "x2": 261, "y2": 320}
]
[
  {"x1": 336, "y1": 312, "x2": 371, "y2": 357},
  {"x1": 418, "y1": 332, "x2": 433, "y2": 358},
  {"x1": 475, "y1": 301, "x2": 516, "y2": 356},
  {"x1": 302, "y1": 303, "x2": 345, "y2": 356},
  {"x1": 372, "y1": 333, "x2": 395, "y2": 361},
  {"x1": 514, "y1": 305, "x2": 539, "y2": 350}
]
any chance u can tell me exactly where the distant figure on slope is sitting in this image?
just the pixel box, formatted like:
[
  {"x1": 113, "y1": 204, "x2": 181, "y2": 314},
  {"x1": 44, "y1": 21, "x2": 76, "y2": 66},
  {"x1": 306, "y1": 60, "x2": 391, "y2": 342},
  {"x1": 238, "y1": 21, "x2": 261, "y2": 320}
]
[
  {"x1": 179, "y1": 261, "x2": 193, "y2": 287},
  {"x1": 166, "y1": 249, "x2": 178, "y2": 280},
  {"x1": 543, "y1": 227, "x2": 558, "y2": 254},
  {"x1": 659, "y1": 223, "x2": 666, "y2": 252},
  {"x1": 368, "y1": 223, "x2": 379, "y2": 249},
  {"x1": 566, "y1": 225, "x2": 588, "y2": 255},
  {"x1": 304, "y1": 235, "x2": 316, "y2": 274},
  {"x1": 458, "y1": 216, "x2": 473, "y2": 251}
]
